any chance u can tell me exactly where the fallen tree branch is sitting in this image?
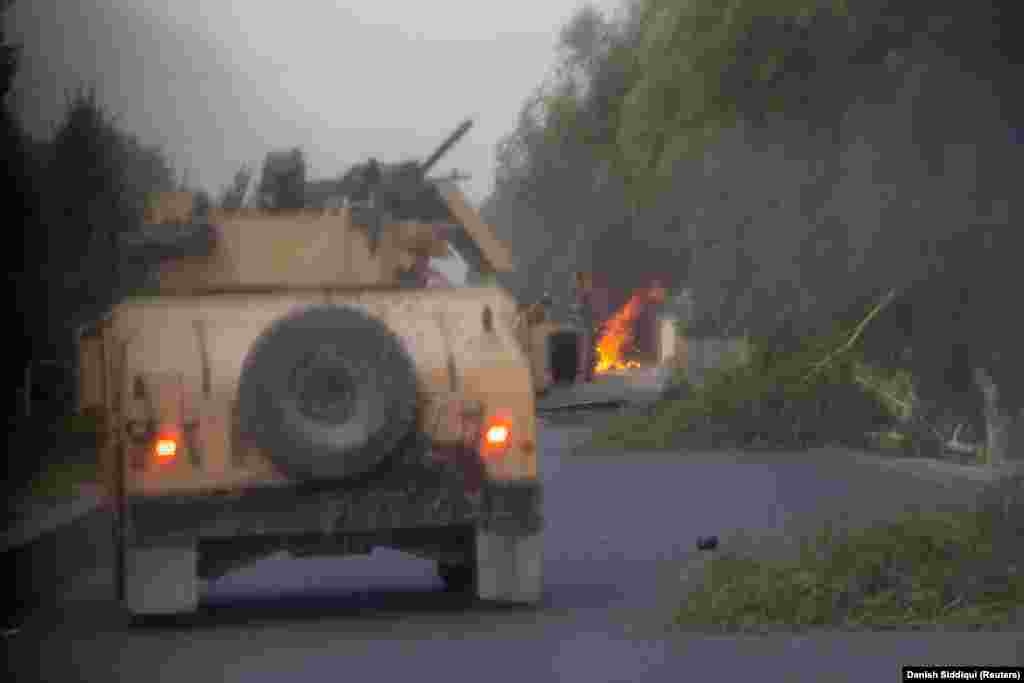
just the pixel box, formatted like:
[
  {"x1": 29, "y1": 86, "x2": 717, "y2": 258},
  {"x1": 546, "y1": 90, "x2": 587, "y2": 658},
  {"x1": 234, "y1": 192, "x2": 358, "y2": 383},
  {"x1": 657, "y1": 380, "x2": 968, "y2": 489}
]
[
  {"x1": 802, "y1": 289, "x2": 898, "y2": 385},
  {"x1": 853, "y1": 373, "x2": 911, "y2": 418},
  {"x1": 853, "y1": 371, "x2": 954, "y2": 447},
  {"x1": 945, "y1": 438, "x2": 980, "y2": 456}
]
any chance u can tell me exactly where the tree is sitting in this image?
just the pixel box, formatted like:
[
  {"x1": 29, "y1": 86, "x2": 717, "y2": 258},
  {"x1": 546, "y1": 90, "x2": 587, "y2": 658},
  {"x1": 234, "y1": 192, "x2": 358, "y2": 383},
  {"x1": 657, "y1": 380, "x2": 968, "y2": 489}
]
[
  {"x1": 602, "y1": 0, "x2": 1024, "y2": 463},
  {"x1": 485, "y1": 0, "x2": 1024, "y2": 464},
  {"x1": 483, "y1": 4, "x2": 656, "y2": 308},
  {"x1": 3, "y1": 0, "x2": 44, "y2": 417},
  {"x1": 113, "y1": 132, "x2": 177, "y2": 219},
  {"x1": 42, "y1": 89, "x2": 129, "y2": 323},
  {"x1": 27, "y1": 84, "x2": 178, "y2": 357},
  {"x1": 5, "y1": 4, "x2": 180, "y2": 413}
]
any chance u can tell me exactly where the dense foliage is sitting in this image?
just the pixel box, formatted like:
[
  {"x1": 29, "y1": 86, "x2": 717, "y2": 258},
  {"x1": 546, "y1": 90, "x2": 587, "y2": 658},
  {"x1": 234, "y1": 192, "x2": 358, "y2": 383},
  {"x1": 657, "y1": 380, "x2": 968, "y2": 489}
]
[
  {"x1": 5, "y1": 0, "x2": 179, "y2": 414},
  {"x1": 676, "y1": 474, "x2": 1024, "y2": 631},
  {"x1": 594, "y1": 310, "x2": 899, "y2": 451},
  {"x1": 487, "y1": 0, "x2": 1024, "y2": 436},
  {"x1": 41, "y1": 88, "x2": 178, "y2": 334}
]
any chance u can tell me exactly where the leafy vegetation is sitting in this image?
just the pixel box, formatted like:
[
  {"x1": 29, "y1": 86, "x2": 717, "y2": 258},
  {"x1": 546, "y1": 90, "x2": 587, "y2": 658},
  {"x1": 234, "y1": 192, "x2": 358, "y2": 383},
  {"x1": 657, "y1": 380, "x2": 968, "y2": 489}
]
[
  {"x1": 610, "y1": 0, "x2": 850, "y2": 201},
  {"x1": 4, "y1": 1, "x2": 183, "y2": 494},
  {"x1": 7, "y1": 411, "x2": 103, "y2": 502},
  {"x1": 675, "y1": 475, "x2": 1024, "y2": 631},
  {"x1": 26, "y1": 459, "x2": 98, "y2": 500},
  {"x1": 61, "y1": 411, "x2": 103, "y2": 437},
  {"x1": 489, "y1": 0, "x2": 1024, "y2": 462},
  {"x1": 42, "y1": 87, "x2": 179, "y2": 325},
  {"x1": 589, "y1": 301, "x2": 902, "y2": 451}
]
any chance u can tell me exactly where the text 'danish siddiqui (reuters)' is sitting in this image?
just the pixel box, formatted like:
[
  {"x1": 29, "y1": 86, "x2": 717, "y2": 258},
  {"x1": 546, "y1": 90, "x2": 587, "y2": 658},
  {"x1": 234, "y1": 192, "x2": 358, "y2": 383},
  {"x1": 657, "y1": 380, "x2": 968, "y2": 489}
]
[{"x1": 903, "y1": 667, "x2": 1023, "y2": 681}]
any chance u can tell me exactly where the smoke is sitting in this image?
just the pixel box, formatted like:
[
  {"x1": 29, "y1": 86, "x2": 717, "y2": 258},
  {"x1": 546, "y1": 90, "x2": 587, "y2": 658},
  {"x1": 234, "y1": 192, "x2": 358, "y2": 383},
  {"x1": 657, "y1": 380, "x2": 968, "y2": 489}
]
[{"x1": 683, "y1": 35, "x2": 1020, "y2": 339}]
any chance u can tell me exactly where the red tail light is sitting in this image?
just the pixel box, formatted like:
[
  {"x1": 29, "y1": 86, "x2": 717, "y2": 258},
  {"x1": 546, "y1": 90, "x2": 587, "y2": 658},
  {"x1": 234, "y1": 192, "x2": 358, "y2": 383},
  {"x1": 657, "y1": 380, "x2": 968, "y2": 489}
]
[
  {"x1": 154, "y1": 435, "x2": 178, "y2": 465},
  {"x1": 480, "y1": 416, "x2": 512, "y2": 458},
  {"x1": 485, "y1": 423, "x2": 510, "y2": 447}
]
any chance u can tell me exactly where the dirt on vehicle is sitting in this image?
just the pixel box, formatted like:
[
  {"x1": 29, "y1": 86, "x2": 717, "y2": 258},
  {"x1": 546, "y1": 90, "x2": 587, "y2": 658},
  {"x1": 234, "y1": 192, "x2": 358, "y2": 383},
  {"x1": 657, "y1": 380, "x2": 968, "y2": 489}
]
[{"x1": 77, "y1": 121, "x2": 544, "y2": 618}]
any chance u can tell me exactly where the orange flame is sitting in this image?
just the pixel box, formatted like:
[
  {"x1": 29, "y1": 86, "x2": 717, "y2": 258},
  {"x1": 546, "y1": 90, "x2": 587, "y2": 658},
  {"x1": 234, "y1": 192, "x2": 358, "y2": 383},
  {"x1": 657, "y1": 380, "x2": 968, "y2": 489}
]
[{"x1": 594, "y1": 289, "x2": 659, "y2": 374}]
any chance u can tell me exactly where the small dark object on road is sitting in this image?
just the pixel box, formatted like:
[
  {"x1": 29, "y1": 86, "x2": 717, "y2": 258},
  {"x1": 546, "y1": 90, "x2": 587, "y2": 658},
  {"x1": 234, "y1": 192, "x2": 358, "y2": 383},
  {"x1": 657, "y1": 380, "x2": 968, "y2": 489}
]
[{"x1": 696, "y1": 535, "x2": 718, "y2": 551}]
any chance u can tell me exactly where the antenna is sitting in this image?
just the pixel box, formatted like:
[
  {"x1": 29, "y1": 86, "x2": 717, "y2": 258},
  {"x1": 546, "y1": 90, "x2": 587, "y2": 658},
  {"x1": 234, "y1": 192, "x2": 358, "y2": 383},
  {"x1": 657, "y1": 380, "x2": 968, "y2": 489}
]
[{"x1": 421, "y1": 119, "x2": 474, "y2": 175}]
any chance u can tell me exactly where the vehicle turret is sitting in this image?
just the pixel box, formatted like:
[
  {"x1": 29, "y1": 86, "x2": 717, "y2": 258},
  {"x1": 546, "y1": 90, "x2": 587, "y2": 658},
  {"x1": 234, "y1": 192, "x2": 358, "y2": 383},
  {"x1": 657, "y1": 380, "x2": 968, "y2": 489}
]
[{"x1": 130, "y1": 120, "x2": 513, "y2": 295}]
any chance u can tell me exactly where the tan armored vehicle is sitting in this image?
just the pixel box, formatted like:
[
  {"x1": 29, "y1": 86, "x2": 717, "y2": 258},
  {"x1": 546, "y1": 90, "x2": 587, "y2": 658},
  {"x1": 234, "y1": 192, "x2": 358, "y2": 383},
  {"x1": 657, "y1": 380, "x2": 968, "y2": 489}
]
[
  {"x1": 77, "y1": 122, "x2": 543, "y2": 617},
  {"x1": 516, "y1": 294, "x2": 585, "y2": 393}
]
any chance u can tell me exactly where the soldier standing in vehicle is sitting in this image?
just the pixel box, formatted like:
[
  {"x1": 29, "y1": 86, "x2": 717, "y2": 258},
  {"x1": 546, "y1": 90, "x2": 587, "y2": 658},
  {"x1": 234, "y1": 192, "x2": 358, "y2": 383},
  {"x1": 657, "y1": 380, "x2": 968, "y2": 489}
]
[{"x1": 572, "y1": 272, "x2": 597, "y2": 382}]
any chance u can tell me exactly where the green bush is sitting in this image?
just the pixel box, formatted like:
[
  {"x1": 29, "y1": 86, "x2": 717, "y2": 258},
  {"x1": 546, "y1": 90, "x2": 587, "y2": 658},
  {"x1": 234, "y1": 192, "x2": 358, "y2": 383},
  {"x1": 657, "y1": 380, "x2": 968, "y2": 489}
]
[
  {"x1": 588, "y1": 315, "x2": 907, "y2": 451},
  {"x1": 62, "y1": 412, "x2": 102, "y2": 435},
  {"x1": 675, "y1": 333, "x2": 896, "y2": 448},
  {"x1": 854, "y1": 361, "x2": 914, "y2": 421},
  {"x1": 676, "y1": 478, "x2": 1024, "y2": 631},
  {"x1": 27, "y1": 459, "x2": 99, "y2": 499}
]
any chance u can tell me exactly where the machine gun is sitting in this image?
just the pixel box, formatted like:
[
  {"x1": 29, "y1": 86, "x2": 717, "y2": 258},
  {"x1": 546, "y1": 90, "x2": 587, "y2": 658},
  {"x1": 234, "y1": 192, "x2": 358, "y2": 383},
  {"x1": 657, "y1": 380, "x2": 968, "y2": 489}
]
[{"x1": 345, "y1": 119, "x2": 474, "y2": 251}]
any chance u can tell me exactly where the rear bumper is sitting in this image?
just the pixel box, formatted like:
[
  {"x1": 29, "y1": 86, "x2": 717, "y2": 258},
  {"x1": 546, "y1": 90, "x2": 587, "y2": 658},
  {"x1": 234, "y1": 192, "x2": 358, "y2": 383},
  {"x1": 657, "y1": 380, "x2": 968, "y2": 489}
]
[{"x1": 122, "y1": 446, "x2": 543, "y2": 546}]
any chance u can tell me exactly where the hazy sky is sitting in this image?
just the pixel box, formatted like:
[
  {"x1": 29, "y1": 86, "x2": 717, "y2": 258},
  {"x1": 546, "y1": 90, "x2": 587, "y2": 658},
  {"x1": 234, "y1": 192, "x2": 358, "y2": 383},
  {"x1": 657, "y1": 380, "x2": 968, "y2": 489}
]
[{"x1": 9, "y1": 0, "x2": 618, "y2": 204}]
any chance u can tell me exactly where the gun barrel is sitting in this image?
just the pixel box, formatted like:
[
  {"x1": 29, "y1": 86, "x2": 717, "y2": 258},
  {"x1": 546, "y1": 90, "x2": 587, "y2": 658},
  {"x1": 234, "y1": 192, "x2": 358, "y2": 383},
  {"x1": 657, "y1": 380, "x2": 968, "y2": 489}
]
[{"x1": 421, "y1": 119, "x2": 474, "y2": 174}]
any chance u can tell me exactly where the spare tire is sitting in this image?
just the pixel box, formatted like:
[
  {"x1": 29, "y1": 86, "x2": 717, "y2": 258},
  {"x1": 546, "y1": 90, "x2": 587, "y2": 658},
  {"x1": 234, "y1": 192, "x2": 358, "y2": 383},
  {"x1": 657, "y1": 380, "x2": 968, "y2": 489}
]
[{"x1": 238, "y1": 304, "x2": 419, "y2": 481}]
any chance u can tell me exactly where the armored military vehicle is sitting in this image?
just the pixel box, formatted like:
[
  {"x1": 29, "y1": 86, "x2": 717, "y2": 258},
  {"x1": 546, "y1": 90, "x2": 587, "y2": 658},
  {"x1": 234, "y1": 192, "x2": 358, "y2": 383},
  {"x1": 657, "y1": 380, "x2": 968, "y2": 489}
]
[
  {"x1": 516, "y1": 291, "x2": 586, "y2": 392},
  {"x1": 77, "y1": 121, "x2": 543, "y2": 617}
]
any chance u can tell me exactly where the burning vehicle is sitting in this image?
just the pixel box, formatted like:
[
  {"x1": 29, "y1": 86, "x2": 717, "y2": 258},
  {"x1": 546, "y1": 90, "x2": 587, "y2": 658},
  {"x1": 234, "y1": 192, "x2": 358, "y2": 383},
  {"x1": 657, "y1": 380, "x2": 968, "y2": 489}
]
[
  {"x1": 524, "y1": 272, "x2": 674, "y2": 392},
  {"x1": 592, "y1": 282, "x2": 667, "y2": 374}
]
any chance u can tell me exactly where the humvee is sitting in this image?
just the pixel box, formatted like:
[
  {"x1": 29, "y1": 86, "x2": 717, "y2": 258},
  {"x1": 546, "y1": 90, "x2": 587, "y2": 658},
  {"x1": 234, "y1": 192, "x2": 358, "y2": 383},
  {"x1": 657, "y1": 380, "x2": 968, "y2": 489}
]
[
  {"x1": 515, "y1": 297, "x2": 585, "y2": 393},
  {"x1": 77, "y1": 122, "x2": 543, "y2": 617}
]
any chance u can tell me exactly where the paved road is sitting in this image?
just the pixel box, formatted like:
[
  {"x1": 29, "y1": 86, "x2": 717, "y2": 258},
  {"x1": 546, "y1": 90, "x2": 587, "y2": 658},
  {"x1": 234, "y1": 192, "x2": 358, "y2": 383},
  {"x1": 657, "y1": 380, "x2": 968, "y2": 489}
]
[
  {"x1": 537, "y1": 367, "x2": 671, "y2": 412},
  {"x1": 4, "y1": 415, "x2": 1021, "y2": 682}
]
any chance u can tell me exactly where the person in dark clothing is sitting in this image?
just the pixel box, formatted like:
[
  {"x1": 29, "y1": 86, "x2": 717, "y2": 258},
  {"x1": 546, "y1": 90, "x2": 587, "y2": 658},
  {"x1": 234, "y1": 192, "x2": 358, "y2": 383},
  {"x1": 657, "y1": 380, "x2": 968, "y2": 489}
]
[{"x1": 572, "y1": 272, "x2": 597, "y2": 382}]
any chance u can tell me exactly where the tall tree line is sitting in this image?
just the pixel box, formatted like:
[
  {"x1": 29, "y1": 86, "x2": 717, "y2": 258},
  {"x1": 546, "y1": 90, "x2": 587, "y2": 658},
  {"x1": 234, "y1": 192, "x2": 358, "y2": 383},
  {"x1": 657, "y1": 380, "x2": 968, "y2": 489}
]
[
  {"x1": 485, "y1": 0, "x2": 1024, "y2": 461},
  {"x1": 4, "y1": 0, "x2": 178, "y2": 417}
]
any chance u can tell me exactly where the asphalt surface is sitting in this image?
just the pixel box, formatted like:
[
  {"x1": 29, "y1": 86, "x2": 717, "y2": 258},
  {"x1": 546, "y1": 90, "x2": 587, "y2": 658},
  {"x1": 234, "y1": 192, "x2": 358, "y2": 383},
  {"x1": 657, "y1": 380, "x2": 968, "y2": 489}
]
[
  {"x1": 536, "y1": 367, "x2": 670, "y2": 412},
  {"x1": 4, "y1": 411, "x2": 1022, "y2": 682}
]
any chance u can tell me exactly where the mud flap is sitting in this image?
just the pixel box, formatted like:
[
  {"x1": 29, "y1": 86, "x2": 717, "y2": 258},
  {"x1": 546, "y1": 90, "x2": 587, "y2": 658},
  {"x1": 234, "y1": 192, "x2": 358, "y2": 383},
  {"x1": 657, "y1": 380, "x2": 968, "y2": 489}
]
[
  {"x1": 475, "y1": 530, "x2": 543, "y2": 604},
  {"x1": 476, "y1": 479, "x2": 544, "y2": 604},
  {"x1": 123, "y1": 543, "x2": 199, "y2": 616}
]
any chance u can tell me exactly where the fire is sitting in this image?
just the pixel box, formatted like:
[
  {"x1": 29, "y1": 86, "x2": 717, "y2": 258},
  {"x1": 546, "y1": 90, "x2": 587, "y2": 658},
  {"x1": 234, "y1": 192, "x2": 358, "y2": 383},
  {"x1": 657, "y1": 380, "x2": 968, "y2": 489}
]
[{"x1": 594, "y1": 288, "x2": 660, "y2": 374}]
